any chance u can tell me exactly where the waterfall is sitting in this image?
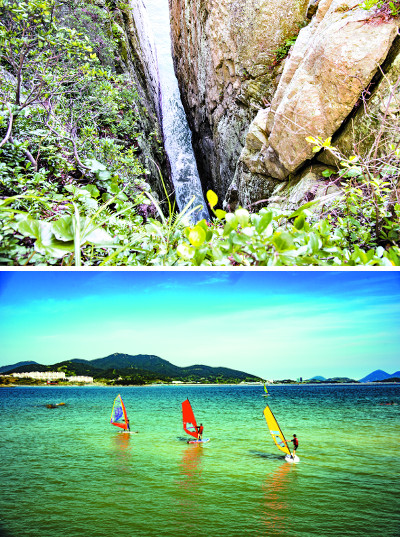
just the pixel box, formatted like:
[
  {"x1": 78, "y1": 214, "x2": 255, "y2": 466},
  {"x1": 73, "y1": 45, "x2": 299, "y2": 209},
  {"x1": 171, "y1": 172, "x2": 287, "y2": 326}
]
[{"x1": 143, "y1": 0, "x2": 210, "y2": 223}]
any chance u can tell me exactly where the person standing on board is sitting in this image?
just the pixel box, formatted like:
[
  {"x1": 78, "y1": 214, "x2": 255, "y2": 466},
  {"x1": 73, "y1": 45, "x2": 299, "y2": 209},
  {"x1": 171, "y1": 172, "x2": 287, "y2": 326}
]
[
  {"x1": 197, "y1": 423, "x2": 204, "y2": 440},
  {"x1": 126, "y1": 419, "x2": 130, "y2": 432},
  {"x1": 290, "y1": 434, "x2": 298, "y2": 457}
]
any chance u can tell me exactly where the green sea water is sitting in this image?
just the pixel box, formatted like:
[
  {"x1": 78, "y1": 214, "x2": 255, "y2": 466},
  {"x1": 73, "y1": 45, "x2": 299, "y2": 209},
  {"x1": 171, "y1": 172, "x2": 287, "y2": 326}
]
[{"x1": 0, "y1": 384, "x2": 399, "y2": 537}]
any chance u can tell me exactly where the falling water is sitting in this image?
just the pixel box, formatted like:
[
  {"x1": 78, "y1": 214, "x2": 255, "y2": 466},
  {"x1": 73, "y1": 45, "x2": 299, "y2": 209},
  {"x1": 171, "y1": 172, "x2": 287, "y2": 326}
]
[{"x1": 144, "y1": 0, "x2": 210, "y2": 223}]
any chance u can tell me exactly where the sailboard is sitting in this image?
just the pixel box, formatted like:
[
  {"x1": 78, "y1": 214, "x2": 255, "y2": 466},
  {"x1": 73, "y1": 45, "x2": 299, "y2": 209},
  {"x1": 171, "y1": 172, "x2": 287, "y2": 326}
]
[
  {"x1": 110, "y1": 394, "x2": 130, "y2": 432},
  {"x1": 263, "y1": 405, "x2": 299, "y2": 463},
  {"x1": 263, "y1": 382, "x2": 269, "y2": 397},
  {"x1": 182, "y1": 398, "x2": 210, "y2": 444}
]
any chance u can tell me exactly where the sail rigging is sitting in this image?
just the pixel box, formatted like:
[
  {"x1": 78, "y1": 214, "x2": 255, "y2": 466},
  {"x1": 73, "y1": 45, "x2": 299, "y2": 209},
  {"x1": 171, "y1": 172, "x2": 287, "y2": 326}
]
[
  {"x1": 263, "y1": 405, "x2": 291, "y2": 456},
  {"x1": 110, "y1": 394, "x2": 129, "y2": 430},
  {"x1": 182, "y1": 398, "x2": 199, "y2": 439}
]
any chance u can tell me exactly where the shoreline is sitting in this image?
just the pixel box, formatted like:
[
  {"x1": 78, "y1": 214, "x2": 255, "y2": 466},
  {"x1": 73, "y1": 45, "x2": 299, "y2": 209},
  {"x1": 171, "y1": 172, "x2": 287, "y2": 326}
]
[{"x1": 1, "y1": 381, "x2": 399, "y2": 388}]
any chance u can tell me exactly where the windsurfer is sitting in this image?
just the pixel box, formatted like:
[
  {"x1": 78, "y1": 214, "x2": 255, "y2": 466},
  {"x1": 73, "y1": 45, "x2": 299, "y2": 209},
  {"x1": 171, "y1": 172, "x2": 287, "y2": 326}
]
[
  {"x1": 290, "y1": 434, "x2": 298, "y2": 458},
  {"x1": 197, "y1": 423, "x2": 204, "y2": 440},
  {"x1": 126, "y1": 419, "x2": 130, "y2": 432}
]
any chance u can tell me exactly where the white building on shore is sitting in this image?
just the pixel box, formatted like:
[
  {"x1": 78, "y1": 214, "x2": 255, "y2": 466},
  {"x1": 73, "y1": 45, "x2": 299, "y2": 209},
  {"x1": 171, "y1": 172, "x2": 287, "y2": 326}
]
[
  {"x1": 67, "y1": 375, "x2": 93, "y2": 383},
  {"x1": 12, "y1": 371, "x2": 66, "y2": 380},
  {"x1": 11, "y1": 371, "x2": 93, "y2": 383}
]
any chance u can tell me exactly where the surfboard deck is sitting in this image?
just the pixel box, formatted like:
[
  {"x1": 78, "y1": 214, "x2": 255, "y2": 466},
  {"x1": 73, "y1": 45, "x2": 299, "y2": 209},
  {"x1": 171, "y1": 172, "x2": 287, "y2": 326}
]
[
  {"x1": 187, "y1": 438, "x2": 210, "y2": 444},
  {"x1": 285, "y1": 454, "x2": 300, "y2": 463}
]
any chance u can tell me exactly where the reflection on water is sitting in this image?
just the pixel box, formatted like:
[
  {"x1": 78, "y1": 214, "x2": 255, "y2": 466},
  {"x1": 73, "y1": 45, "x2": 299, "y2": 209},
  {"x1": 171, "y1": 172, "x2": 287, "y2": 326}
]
[
  {"x1": 113, "y1": 432, "x2": 131, "y2": 459},
  {"x1": 173, "y1": 444, "x2": 204, "y2": 532},
  {"x1": 259, "y1": 462, "x2": 295, "y2": 535},
  {"x1": 110, "y1": 432, "x2": 133, "y2": 492}
]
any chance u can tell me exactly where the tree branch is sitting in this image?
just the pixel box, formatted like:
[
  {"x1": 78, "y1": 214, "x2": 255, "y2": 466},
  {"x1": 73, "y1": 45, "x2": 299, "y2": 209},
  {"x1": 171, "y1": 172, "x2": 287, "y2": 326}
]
[
  {"x1": 9, "y1": 135, "x2": 38, "y2": 171},
  {"x1": 0, "y1": 103, "x2": 13, "y2": 148}
]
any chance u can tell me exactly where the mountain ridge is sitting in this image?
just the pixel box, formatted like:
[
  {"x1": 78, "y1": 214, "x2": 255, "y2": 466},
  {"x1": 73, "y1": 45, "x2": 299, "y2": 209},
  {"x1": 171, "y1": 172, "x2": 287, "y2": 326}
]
[
  {"x1": 0, "y1": 361, "x2": 39, "y2": 374},
  {"x1": 4, "y1": 353, "x2": 261, "y2": 383}
]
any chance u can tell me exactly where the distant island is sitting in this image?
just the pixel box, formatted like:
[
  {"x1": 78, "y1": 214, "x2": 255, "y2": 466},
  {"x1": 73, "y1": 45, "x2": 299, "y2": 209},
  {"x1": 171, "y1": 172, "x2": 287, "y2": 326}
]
[{"x1": 0, "y1": 355, "x2": 399, "y2": 387}]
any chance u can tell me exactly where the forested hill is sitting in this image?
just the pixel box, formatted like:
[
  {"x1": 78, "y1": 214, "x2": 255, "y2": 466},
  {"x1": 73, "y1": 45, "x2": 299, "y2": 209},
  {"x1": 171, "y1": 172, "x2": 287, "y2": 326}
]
[{"x1": 6, "y1": 352, "x2": 261, "y2": 384}]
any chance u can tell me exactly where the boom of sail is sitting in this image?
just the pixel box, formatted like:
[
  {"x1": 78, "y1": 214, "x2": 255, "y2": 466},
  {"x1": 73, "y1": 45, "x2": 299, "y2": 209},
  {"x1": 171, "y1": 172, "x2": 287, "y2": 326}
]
[
  {"x1": 110, "y1": 394, "x2": 129, "y2": 430},
  {"x1": 182, "y1": 398, "x2": 199, "y2": 439},
  {"x1": 263, "y1": 405, "x2": 291, "y2": 456}
]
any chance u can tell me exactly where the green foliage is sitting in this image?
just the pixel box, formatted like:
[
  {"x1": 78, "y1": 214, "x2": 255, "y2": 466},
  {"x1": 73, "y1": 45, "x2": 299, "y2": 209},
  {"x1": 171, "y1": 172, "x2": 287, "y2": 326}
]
[
  {"x1": 273, "y1": 36, "x2": 298, "y2": 63},
  {"x1": 271, "y1": 22, "x2": 308, "y2": 66},
  {"x1": 0, "y1": 0, "x2": 159, "y2": 265},
  {"x1": 361, "y1": 0, "x2": 400, "y2": 15}
]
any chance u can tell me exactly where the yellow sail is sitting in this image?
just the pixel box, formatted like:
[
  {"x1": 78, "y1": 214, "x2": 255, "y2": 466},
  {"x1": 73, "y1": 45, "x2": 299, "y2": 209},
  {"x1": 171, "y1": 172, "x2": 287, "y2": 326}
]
[{"x1": 263, "y1": 405, "x2": 291, "y2": 456}]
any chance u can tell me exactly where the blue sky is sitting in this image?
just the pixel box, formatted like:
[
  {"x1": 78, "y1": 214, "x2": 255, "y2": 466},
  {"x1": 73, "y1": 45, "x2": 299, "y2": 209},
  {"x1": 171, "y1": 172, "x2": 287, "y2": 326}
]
[{"x1": 0, "y1": 270, "x2": 399, "y2": 379}]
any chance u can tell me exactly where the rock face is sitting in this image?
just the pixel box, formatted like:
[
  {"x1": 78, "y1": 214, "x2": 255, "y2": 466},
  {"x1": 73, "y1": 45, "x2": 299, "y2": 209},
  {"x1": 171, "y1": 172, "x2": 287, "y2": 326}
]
[
  {"x1": 227, "y1": 0, "x2": 400, "y2": 210},
  {"x1": 261, "y1": 0, "x2": 399, "y2": 178},
  {"x1": 319, "y1": 35, "x2": 400, "y2": 166},
  {"x1": 169, "y1": 0, "x2": 310, "y2": 202},
  {"x1": 171, "y1": 0, "x2": 400, "y2": 211}
]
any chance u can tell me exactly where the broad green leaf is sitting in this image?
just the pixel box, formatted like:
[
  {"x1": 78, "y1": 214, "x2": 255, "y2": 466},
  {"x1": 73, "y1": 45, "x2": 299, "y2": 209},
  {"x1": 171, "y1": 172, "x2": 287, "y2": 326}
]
[
  {"x1": 207, "y1": 190, "x2": 218, "y2": 209},
  {"x1": 35, "y1": 237, "x2": 75, "y2": 258},
  {"x1": 308, "y1": 232, "x2": 321, "y2": 253},
  {"x1": 193, "y1": 247, "x2": 208, "y2": 265},
  {"x1": 256, "y1": 212, "x2": 273, "y2": 234},
  {"x1": 188, "y1": 226, "x2": 206, "y2": 247},
  {"x1": 319, "y1": 219, "x2": 331, "y2": 236},
  {"x1": 235, "y1": 208, "x2": 249, "y2": 228},
  {"x1": 288, "y1": 200, "x2": 318, "y2": 219},
  {"x1": 18, "y1": 218, "x2": 48, "y2": 240},
  {"x1": 177, "y1": 243, "x2": 195, "y2": 259},
  {"x1": 322, "y1": 137, "x2": 332, "y2": 147},
  {"x1": 215, "y1": 209, "x2": 226, "y2": 220},
  {"x1": 83, "y1": 185, "x2": 100, "y2": 198},
  {"x1": 272, "y1": 232, "x2": 295, "y2": 252},
  {"x1": 293, "y1": 213, "x2": 305, "y2": 230},
  {"x1": 18, "y1": 218, "x2": 74, "y2": 258},
  {"x1": 225, "y1": 213, "x2": 238, "y2": 230},
  {"x1": 84, "y1": 159, "x2": 107, "y2": 172},
  {"x1": 195, "y1": 219, "x2": 208, "y2": 231},
  {"x1": 52, "y1": 216, "x2": 74, "y2": 241},
  {"x1": 82, "y1": 226, "x2": 114, "y2": 246},
  {"x1": 98, "y1": 170, "x2": 112, "y2": 181}
]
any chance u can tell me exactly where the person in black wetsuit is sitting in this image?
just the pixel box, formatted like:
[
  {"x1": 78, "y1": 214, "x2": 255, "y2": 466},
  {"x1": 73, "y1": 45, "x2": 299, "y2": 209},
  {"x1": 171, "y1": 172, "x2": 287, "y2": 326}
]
[
  {"x1": 290, "y1": 434, "x2": 298, "y2": 457},
  {"x1": 196, "y1": 423, "x2": 204, "y2": 440}
]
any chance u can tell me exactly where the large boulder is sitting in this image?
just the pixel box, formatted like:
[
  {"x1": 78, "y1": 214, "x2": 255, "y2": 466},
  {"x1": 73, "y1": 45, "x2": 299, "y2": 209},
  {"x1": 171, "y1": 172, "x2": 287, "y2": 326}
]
[
  {"x1": 227, "y1": 0, "x2": 400, "y2": 209},
  {"x1": 265, "y1": 0, "x2": 399, "y2": 176},
  {"x1": 318, "y1": 37, "x2": 400, "y2": 166}
]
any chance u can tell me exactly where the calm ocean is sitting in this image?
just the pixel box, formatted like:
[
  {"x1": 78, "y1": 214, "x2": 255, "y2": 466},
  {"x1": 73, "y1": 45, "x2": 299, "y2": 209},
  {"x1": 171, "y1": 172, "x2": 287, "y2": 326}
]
[{"x1": 0, "y1": 384, "x2": 399, "y2": 536}]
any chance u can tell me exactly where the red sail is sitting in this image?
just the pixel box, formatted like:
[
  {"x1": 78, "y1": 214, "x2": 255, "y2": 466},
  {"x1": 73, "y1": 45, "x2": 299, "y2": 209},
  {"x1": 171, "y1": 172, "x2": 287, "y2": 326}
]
[{"x1": 182, "y1": 398, "x2": 198, "y2": 439}]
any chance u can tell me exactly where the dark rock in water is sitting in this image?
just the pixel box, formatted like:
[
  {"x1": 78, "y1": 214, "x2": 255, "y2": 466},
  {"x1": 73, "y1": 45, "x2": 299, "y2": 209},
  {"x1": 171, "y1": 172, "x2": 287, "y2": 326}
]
[{"x1": 46, "y1": 403, "x2": 66, "y2": 408}]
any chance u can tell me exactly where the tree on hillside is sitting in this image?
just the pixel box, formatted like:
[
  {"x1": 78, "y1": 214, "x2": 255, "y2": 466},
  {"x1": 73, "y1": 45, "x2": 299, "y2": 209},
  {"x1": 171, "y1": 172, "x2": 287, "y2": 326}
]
[{"x1": 0, "y1": 0, "x2": 104, "y2": 171}]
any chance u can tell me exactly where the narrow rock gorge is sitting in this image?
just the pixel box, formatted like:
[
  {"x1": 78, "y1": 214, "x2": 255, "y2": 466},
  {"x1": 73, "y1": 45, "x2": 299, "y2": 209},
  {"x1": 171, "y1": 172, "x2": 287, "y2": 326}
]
[
  {"x1": 109, "y1": 0, "x2": 174, "y2": 204},
  {"x1": 169, "y1": 0, "x2": 400, "y2": 212}
]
